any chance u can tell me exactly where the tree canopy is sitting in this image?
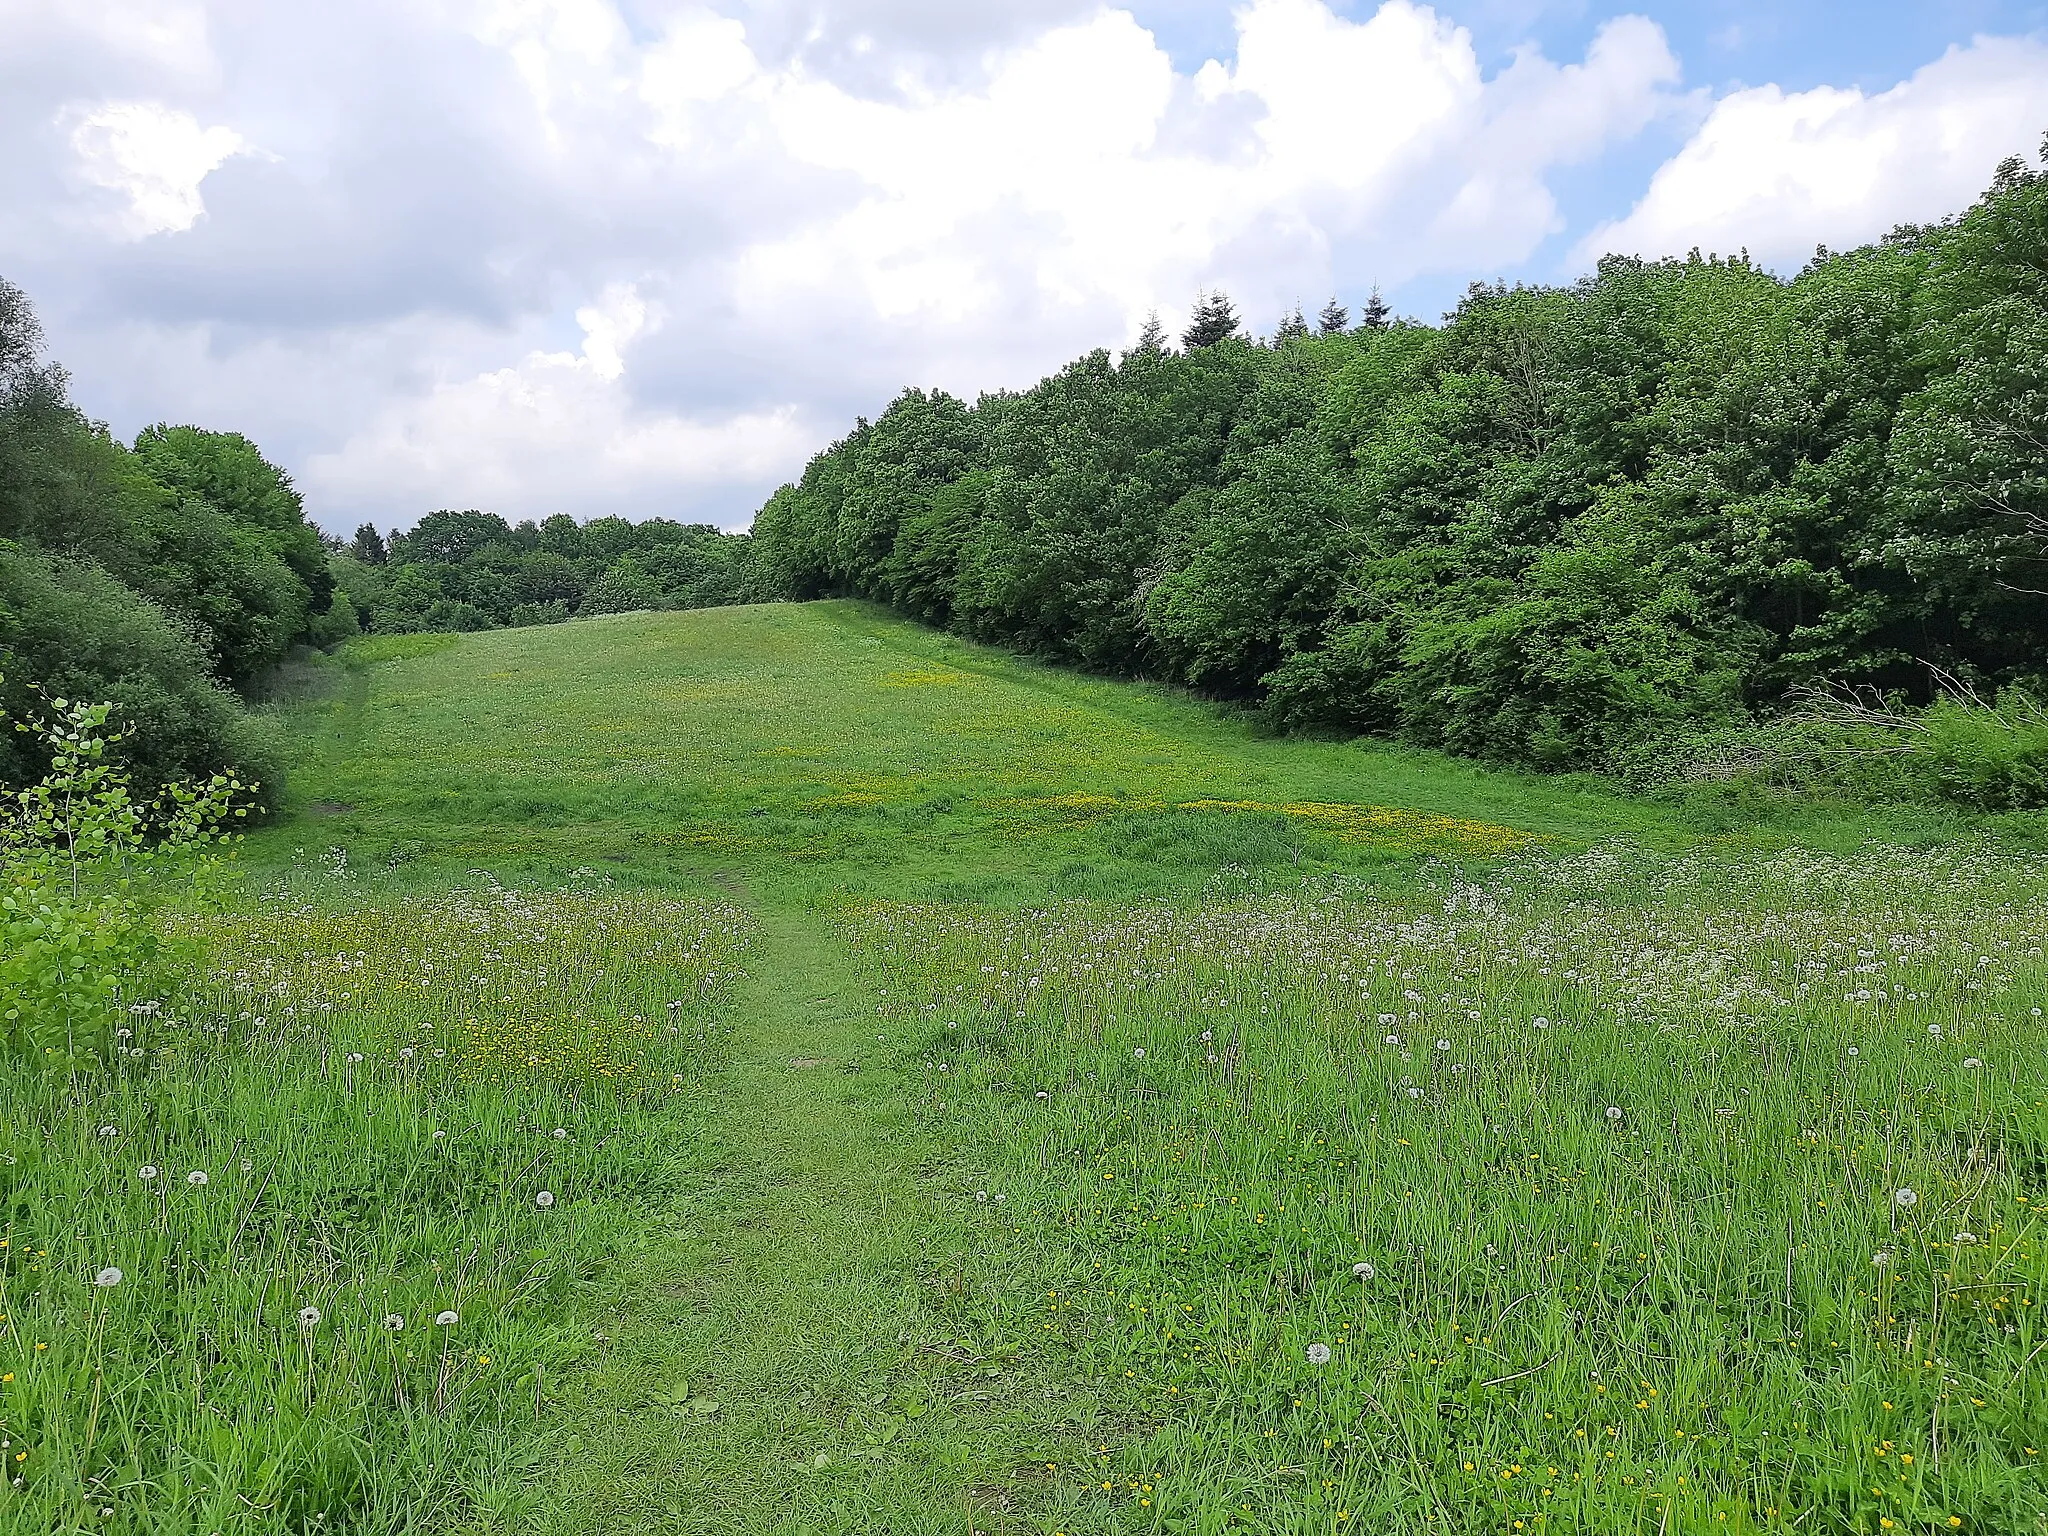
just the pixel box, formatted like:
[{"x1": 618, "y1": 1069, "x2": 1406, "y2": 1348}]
[{"x1": 751, "y1": 152, "x2": 2048, "y2": 774}]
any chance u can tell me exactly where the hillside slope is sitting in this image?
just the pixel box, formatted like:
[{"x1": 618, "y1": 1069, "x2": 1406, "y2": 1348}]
[{"x1": 258, "y1": 600, "x2": 1940, "y2": 898}]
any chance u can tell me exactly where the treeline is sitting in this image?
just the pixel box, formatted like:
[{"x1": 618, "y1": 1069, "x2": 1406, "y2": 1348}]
[
  {"x1": 0, "y1": 279, "x2": 348, "y2": 799},
  {"x1": 751, "y1": 142, "x2": 2048, "y2": 788},
  {"x1": 329, "y1": 510, "x2": 757, "y2": 635}
]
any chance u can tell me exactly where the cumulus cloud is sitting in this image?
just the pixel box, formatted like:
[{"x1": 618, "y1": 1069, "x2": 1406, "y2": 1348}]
[
  {"x1": 37, "y1": 0, "x2": 2015, "y2": 535},
  {"x1": 68, "y1": 102, "x2": 250, "y2": 239},
  {"x1": 1580, "y1": 34, "x2": 2048, "y2": 268},
  {"x1": 302, "y1": 285, "x2": 814, "y2": 522}
]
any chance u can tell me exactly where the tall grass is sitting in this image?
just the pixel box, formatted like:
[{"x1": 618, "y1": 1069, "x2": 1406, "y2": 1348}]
[
  {"x1": 849, "y1": 842, "x2": 2048, "y2": 1532},
  {"x1": 1, "y1": 883, "x2": 747, "y2": 1534}
]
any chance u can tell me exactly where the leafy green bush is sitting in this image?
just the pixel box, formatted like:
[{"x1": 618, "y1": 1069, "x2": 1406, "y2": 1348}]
[
  {"x1": 0, "y1": 542, "x2": 279, "y2": 801},
  {"x1": 1625, "y1": 686, "x2": 2048, "y2": 809},
  {"x1": 0, "y1": 689, "x2": 245, "y2": 1067}
]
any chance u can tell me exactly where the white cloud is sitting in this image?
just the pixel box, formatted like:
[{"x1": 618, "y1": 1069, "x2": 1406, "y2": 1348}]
[
  {"x1": 302, "y1": 284, "x2": 813, "y2": 525},
  {"x1": 722, "y1": 1, "x2": 1681, "y2": 359},
  {"x1": 1580, "y1": 34, "x2": 2048, "y2": 268},
  {"x1": 69, "y1": 101, "x2": 249, "y2": 238},
  {"x1": 8, "y1": 1, "x2": 1690, "y2": 530}
]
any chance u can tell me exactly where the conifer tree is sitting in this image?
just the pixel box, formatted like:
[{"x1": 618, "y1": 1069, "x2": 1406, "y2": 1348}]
[
  {"x1": 1317, "y1": 298, "x2": 1349, "y2": 336},
  {"x1": 352, "y1": 524, "x2": 387, "y2": 565},
  {"x1": 1181, "y1": 290, "x2": 1242, "y2": 350},
  {"x1": 1358, "y1": 288, "x2": 1391, "y2": 329},
  {"x1": 1274, "y1": 304, "x2": 1309, "y2": 344},
  {"x1": 1132, "y1": 310, "x2": 1169, "y2": 355}
]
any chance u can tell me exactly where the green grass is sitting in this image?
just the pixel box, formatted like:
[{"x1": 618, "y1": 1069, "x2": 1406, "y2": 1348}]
[
  {"x1": 269, "y1": 602, "x2": 1968, "y2": 903},
  {"x1": 13, "y1": 601, "x2": 2048, "y2": 1534},
  {"x1": 4, "y1": 886, "x2": 746, "y2": 1533},
  {"x1": 845, "y1": 848, "x2": 2048, "y2": 1531}
]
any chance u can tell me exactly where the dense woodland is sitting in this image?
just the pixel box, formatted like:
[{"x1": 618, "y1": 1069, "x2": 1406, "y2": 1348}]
[
  {"x1": 4, "y1": 138, "x2": 2045, "y2": 803},
  {"x1": 752, "y1": 141, "x2": 2048, "y2": 791}
]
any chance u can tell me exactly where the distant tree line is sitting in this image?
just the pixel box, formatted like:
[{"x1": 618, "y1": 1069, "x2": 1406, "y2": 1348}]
[
  {"x1": 751, "y1": 142, "x2": 2048, "y2": 778},
  {"x1": 330, "y1": 510, "x2": 758, "y2": 636}
]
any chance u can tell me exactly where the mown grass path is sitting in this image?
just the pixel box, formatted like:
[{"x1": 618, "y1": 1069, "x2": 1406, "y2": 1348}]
[{"x1": 534, "y1": 900, "x2": 1069, "y2": 1535}]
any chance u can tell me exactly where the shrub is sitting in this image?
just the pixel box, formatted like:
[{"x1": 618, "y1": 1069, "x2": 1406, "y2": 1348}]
[
  {"x1": 0, "y1": 542, "x2": 278, "y2": 803},
  {"x1": 1627, "y1": 684, "x2": 2048, "y2": 810},
  {"x1": 0, "y1": 691, "x2": 245, "y2": 1066}
]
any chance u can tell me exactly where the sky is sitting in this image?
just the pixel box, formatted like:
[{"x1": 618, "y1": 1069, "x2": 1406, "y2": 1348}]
[{"x1": 4, "y1": 0, "x2": 2047, "y2": 535}]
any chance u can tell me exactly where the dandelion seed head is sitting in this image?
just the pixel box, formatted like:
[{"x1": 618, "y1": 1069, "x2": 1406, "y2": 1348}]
[
  {"x1": 535, "y1": 1191, "x2": 555, "y2": 1209},
  {"x1": 138, "y1": 1166, "x2": 159, "y2": 1182},
  {"x1": 94, "y1": 1267, "x2": 122, "y2": 1288},
  {"x1": 298, "y1": 1306, "x2": 322, "y2": 1329},
  {"x1": 1306, "y1": 1343, "x2": 1332, "y2": 1365},
  {"x1": 1606, "y1": 1106, "x2": 1624, "y2": 1122},
  {"x1": 1894, "y1": 1188, "x2": 1918, "y2": 1208},
  {"x1": 436, "y1": 1310, "x2": 460, "y2": 1326},
  {"x1": 186, "y1": 1170, "x2": 208, "y2": 1186},
  {"x1": 1352, "y1": 1263, "x2": 1375, "y2": 1281},
  {"x1": 383, "y1": 1314, "x2": 405, "y2": 1331}
]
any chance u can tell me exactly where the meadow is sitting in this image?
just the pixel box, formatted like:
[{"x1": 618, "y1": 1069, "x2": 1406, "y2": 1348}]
[{"x1": 8, "y1": 600, "x2": 2045, "y2": 1534}]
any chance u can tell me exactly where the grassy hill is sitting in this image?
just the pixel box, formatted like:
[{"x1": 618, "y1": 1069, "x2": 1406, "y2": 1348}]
[
  {"x1": 16, "y1": 602, "x2": 2046, "y2": 1536},
  {"x1": 258, "y1": 601, "x2": 1948, "y2": 900}
]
